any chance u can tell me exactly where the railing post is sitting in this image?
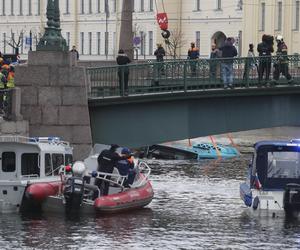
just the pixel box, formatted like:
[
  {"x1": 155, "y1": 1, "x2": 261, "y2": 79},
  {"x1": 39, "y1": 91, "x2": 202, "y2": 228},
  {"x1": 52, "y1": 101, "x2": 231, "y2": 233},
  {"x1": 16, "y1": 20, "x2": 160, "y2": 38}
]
[{"x1": 184, "y1": 61, "x2": 187, "y2": 92}]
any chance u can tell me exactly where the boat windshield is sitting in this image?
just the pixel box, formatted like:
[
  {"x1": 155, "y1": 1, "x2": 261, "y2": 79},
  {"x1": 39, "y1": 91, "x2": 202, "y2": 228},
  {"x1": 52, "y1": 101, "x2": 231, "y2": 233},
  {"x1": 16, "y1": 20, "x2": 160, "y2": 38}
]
[
  {"x1": 267, "y1": 151, "x2": 300, "y2": 179},
  {"x1": 256, "y1": 145, "x2": 300, "y2": 189}
]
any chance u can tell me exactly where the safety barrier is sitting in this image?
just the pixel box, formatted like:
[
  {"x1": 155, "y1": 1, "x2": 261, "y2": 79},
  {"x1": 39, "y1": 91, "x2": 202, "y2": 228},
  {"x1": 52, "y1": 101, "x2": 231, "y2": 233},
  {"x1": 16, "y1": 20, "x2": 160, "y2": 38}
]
[{"x1": 86, "y1": 55, "x2": 300, "y2": 98}]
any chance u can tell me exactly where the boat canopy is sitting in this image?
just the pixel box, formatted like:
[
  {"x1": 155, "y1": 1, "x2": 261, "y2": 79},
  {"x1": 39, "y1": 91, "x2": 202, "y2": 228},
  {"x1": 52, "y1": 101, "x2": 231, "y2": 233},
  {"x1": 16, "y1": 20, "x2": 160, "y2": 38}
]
[{"x1": 254, "y1": 140, "x2": 300, "y2": 189}]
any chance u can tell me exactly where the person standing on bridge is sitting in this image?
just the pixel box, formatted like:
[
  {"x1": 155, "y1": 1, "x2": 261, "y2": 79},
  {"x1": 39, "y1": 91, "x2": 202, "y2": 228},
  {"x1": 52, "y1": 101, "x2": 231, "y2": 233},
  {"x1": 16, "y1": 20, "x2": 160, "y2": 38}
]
[
  {"x1": 187, "y1": 42, "x2": 199, "y2": 76},
  {"x1": 209, "y1": 43, "x2": 220, "y2": 81},
  {"x1": 219, "y1": 37, "x2": 237, "y2": 89},
  {"x1": 273, "y1": 35, "x2": 293, "y2": 85},
  {"x1": 154, "y1": 43, "x2": 166, "y2": 75},
  {"x1": 116, "y1": 49, "x2": 131, "y2": 96}
]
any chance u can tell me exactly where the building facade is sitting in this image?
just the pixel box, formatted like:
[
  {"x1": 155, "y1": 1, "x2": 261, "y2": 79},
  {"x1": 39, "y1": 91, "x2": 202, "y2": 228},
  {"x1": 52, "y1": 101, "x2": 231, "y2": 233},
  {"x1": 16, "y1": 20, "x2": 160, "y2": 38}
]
[
  {"x1": 243, "y1": 0, "x2": 300, "y2": 56},
  {"x1": 0, "y1": 0, "x2": 243, "y2": 60}
]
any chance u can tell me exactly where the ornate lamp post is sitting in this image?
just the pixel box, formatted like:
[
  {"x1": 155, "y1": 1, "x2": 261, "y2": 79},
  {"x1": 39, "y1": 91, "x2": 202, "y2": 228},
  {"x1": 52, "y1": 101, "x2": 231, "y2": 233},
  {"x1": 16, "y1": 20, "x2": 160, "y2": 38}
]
[{"x1": 36, "y1": 0, "x2": 68, "y2": 51}]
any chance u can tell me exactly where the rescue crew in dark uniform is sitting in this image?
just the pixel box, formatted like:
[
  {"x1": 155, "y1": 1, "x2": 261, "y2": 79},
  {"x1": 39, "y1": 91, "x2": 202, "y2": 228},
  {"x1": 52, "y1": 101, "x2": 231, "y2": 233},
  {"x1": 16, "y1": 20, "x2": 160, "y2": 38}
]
[
  {"x1": 273, "y1": 35, "x2": 293, "y2": 84},
  {"x1": 95, "y1": 144, "x2": 126, "y2": 196}
]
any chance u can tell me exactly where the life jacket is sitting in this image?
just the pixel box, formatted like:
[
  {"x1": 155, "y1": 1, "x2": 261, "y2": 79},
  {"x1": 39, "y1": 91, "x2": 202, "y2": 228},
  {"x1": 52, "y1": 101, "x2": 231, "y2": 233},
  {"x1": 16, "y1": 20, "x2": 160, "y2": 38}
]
[{"x1": 7, "y1": 72, "x2": 14, "y2": 88}]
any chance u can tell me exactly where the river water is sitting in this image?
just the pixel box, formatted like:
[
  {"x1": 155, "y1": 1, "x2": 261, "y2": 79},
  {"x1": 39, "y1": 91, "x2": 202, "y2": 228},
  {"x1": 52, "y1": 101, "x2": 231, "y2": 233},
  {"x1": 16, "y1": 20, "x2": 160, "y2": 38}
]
[{"x1": 1, "y1": 128, "x2": 300, "y2": 250}]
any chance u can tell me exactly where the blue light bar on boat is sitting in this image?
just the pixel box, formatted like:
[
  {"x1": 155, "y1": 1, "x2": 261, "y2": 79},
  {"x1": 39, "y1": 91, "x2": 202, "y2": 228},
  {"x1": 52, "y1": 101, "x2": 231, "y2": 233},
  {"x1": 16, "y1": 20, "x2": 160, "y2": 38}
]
[{"x1": 29, "y1": 137, "x2": 61, "y2": 143}]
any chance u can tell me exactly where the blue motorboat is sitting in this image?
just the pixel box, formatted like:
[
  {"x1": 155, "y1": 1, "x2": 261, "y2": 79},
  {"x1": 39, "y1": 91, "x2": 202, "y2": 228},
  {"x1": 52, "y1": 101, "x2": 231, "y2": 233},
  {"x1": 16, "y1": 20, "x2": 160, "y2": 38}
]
[
  {"x1": 141, "y1": 142, "x2": 239, "y2": 160},
  {"x1": 240, "y1": 139, "x2": 300, "y2": 217}
]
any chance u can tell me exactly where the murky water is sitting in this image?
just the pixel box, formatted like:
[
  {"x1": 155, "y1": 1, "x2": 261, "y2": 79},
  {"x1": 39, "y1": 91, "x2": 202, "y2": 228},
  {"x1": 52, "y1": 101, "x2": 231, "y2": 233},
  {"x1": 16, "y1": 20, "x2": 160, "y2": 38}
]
[{"x1": 0, "y1": 154, "x2": 300, "y2": 249}]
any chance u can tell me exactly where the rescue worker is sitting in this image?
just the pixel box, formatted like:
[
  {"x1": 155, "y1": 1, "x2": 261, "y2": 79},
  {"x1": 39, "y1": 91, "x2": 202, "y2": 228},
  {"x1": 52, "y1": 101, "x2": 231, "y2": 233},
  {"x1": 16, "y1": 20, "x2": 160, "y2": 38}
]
[
  {"x1": 7, "y1": 66, "x2": 15, "y2": 88},
  {"x1": 187, "y1": 42, "x2": 199, "y2": 76},
  {"x1": 95, "y1": 144, "x2": 127, "y2": 196},
  {"x1": 0, "y1": 69, "x2": 7, "y2": 114},
  {"x1": 116, "y1": 148, "x2": 137, "y2": 187},
  {"x1": 273, "y1": 35, "x2": 293, "y2": 84}
]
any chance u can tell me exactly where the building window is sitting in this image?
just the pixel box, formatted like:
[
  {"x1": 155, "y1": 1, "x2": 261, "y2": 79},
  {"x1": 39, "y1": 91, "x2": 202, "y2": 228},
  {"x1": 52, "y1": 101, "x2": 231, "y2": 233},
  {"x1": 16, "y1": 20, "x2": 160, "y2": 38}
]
[
  {"x1": 140, "y1": 0, "x2": 144, "y2": 12},
  {"x1": 66, "y1": 32, "x2": 70, "y2": 46},
  {"x1": 196, "y1": 31, "x2": 200, "y2": 49},
  {"x1": 216, "y1": 0, "x2": 221, "y2": 10},
  {"x1": 37, "y1": 0, "x2": 40, "y2": 15},
  {"x1": 237, "y1": 0, "x2": 243, "y2": 10},
  {"x1": 19, "y1": 0, "x2": 22, "y2": 15},
  {"x1": 276, "y1": 1, "x2": 282, "y2": 31},
  {"x1": 81, "y1": 0, "x2": 84, "y2": 14},
  {"x1": 105, "y1": 31, "x2": 108, "y2": 57},
  {"x1": 89, "y1": 0, "x2": 92, "y2": 13},
  {"x1": 260, "y1": 2, "x2": 265, "y2": 31},
  {"x1": 10, "y1": 0, "x2": 14, "y2": 15},
  {"x1": 80, "y1": 32, "x2": 84, "y2": 54},
  {"x1": 65, "y1": 0, "x2": 70, "y2": 14},
  {"x1": 97, "y1": 32, "x2": 101, "y2": 55},
  {"x1": 2, "y1": 0, "x2": 5, "y2": 15},
  {"x1": 28, "y1": 0, "x2": 32, "y2": 15},
  {"x1": 3, "y1": 33, "x2": 6, "y2": 53},
  {"x1": 148, "y1": 31, "x2": 153, "y2": 55},
  {"x1": 149, "y1": 0, "x2": 153, "y2": 11},
  {"x1": 295, "y1": 1, "x2": 300, "y2": 30},
  {"x1": 140, "y1": 31, "x2": 145, "y2": 55},
  {"x1": 88, "y1": 32, "x2": 92, "y2": 55},
  {"x1": 112, "y1": 0, "x2": 116, "y2": 13},
  {"x1": 97, "y1": 0, "x2": 101, "y2": 13},
  {"x1": 195, "y1": 0, "x2": 200, "y2": 11}
]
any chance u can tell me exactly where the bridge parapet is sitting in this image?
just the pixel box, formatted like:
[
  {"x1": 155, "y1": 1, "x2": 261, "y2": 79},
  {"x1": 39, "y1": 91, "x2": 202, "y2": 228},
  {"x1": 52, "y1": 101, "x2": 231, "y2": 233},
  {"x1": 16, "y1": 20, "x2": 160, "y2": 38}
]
[{"x1": 86, "y1": 55, "x2": 300, "y2": 98}]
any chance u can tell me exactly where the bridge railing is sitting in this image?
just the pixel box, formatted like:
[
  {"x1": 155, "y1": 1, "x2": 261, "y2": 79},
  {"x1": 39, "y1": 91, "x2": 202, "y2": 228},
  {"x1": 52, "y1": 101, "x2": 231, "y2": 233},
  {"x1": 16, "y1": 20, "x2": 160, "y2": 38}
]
[{"x1": 86, "y1": 55, "x2": 300, "y2": 98}]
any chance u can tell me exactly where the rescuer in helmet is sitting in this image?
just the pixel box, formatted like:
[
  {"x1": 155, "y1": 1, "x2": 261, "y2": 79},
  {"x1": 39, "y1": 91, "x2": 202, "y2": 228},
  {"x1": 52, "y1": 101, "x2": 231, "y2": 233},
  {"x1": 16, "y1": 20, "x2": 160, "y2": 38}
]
[{"x1": 273, "y1": 35, "x2": 293, "y2": 84}]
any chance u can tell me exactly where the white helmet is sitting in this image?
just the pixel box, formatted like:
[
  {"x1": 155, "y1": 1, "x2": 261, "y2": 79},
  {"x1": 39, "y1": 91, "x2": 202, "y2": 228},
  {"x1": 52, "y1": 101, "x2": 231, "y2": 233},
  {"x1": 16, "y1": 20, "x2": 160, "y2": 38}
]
[{"x1": 276, "y1": 35, "x2": 283, "y2": 41}]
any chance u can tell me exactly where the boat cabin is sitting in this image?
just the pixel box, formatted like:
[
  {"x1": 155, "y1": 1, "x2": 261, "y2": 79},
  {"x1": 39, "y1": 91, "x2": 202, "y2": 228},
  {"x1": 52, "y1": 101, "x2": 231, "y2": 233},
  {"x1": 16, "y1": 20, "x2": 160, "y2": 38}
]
[
  {"x1": 0, "y1": 136, "x2": 73, "y2": 181},
  {"x1": 252, "y1": 140, "x2": 300, "y2": 190}
]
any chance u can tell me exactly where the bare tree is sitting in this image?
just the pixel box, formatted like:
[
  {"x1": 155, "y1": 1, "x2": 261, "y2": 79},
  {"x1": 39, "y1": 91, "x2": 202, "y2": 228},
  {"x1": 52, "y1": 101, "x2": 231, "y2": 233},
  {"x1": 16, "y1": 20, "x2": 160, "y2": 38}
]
[
  {"x1": 6, "y1": 29, "x2": 24, "y2": 55},
  {"x1": 164, "y1": 29, "x2": 186, "y2": 59}
]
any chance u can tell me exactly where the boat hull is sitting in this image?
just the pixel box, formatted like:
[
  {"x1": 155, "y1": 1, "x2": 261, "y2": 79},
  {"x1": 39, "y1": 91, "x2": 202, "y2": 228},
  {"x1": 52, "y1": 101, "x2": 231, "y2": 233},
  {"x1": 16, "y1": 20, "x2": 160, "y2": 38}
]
[{"x1": 94, "y1": 181, "x2": 154, "y2": 213}]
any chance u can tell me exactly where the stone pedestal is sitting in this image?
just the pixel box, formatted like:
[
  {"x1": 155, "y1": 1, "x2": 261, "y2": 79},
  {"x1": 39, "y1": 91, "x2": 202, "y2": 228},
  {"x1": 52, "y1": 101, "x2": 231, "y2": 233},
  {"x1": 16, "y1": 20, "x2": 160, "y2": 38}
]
[{"x1": 15, "y1": 51, "x2": 92, "y2": 160}]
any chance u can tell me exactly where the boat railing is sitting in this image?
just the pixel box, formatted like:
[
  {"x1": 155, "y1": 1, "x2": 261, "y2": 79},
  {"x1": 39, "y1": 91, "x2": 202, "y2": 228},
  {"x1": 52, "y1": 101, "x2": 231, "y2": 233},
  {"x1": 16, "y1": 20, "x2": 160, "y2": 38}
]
[
  {"x1": 88, "y1": 160, "x2": 151, "y2": 189},
  {"x1": 90, "y1": 171, "x2": 128, "y2": 189}
]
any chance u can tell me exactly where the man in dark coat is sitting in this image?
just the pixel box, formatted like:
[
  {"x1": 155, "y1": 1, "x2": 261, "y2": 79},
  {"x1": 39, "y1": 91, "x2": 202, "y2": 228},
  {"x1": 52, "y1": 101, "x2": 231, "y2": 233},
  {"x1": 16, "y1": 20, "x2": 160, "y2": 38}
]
[
  {"x1": 116, "y1": 49, "x2": 131, "y2": 96},
  {"x1": 219, "y1": 37, "x2": 237, "y2": 89},
  {"x1": 96, "y1": 144, "x2": 125, "y2": 196}
]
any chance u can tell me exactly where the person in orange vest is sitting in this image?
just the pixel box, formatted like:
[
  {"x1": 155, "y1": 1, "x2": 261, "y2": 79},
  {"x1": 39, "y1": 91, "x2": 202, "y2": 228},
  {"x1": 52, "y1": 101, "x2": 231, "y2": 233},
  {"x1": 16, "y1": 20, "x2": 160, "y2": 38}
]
[
  {"x1": 187, "y1": 42, "x2": 199, "y2": 76},
  {"x1": 7, "y1": 65, "x2": 15, "y2": 88},
  {"x1": 117, "y1": 148, "x2": 137, "y2": 187}
]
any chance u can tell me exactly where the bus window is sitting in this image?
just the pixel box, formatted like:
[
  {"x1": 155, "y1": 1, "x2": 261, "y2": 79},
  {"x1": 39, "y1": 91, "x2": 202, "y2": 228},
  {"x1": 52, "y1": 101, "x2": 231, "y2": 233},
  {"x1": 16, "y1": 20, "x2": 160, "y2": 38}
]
[
  {"x1": 21, "y1": 153, "x2": 39, "y2": 176},
  {"x1": 52, "y1": 154, "x2": 64, "y2": 175},
  {"x1": 45, "y1": 153, "x2": 52, "y2": 176},
  {"x1": 2, "y1": 152, "x2": 16, "y2": 172}
]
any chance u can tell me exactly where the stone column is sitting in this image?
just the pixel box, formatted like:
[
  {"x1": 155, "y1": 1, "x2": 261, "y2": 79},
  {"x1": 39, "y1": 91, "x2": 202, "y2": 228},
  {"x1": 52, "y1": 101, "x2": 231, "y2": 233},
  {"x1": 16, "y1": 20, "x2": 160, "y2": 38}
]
[{"x1": 15, "y1": 51, "x2": 92, "y2": 160}]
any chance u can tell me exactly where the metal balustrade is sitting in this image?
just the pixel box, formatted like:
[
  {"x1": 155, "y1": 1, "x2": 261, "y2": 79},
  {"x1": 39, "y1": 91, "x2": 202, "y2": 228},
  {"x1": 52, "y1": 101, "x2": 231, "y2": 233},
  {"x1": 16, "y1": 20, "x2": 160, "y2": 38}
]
[{"x1": 86, "y1": 55, "x2": 300, "y2": 98}]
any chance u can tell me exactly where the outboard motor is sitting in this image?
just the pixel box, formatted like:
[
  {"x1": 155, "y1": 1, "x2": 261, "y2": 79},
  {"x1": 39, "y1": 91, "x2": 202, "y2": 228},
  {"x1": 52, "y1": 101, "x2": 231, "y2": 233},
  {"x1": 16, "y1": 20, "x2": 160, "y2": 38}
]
[
  {"x1": 63, "y1": 161, "x2": 87, "y2": 212},
  {"x1": 283, "y1": 183, "x2": 300, "y2": 216}
]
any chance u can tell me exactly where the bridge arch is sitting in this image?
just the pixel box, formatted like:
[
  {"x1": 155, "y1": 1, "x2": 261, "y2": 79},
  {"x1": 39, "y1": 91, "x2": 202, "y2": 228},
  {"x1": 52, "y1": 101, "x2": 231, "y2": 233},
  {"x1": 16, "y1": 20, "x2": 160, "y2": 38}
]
[{"x1": 211, "y1": 31, "x2": 226, "y2": 48}]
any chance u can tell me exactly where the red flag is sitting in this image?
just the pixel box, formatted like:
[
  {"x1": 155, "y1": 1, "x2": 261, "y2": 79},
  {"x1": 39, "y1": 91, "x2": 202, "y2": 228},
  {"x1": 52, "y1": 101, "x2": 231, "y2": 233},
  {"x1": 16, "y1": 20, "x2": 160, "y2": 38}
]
[{"x1": 156, "y1": 13, "x2": 168, "y2": 30}]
